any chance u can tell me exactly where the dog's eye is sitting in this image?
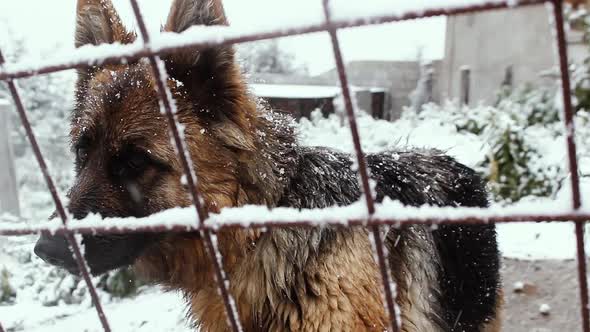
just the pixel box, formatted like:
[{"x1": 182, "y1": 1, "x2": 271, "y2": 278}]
[
  {"x1": 112, "y1": 150, "x2": 150, "y2": 178},
  {"x1": 76, "y1": 147, "x2": 89, "y2": 166},
  {"x1": 127, "y1": 152, "x2": 147, "y2": 171}
]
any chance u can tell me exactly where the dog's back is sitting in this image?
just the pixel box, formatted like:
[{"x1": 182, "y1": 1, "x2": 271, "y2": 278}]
[{"x1": 274, "y1": 146, "x2": 501, "y2": 331}]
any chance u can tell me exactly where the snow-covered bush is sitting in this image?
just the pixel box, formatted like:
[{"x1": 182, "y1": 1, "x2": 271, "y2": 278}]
[
  {"x1": 482, "y1": 87, "x2": 563, "y2": 202},
  {"x1": 414, "y1": 86, "x2": 566, "y2": 203},
  {"x1": 566, "y1": 5, "x2": 590, "y2": 115},
  {"x1": 483, "y1": 127, "x2": 561, "y2": 203},
  {"x1": 98, "y1": 268, "x2": 144, "y2": 299}
]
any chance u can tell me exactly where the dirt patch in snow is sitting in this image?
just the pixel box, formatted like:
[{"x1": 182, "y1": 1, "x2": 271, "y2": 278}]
[{"x1": 502, "y1": 257, "x2": 584, "y2": 332}]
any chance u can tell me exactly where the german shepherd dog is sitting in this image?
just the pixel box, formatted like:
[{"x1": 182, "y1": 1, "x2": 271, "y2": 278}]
[{"x1": 33, "y1": 0, "x2": 502, "y2": 331}]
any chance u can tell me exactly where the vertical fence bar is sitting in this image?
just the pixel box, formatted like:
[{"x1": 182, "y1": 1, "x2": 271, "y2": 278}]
[
  {"x1": 126, "y1": 1, "x2": 242, "y2": 331},
  {"x1": 552, "y1": 1, "x2": 589, "y2": 331},
  {"x1": 322, "y1": 1, "x2": 399, "y2": 331},
  {"x1": 0, "y1": 50, "x2": 112, "y2": 332}
]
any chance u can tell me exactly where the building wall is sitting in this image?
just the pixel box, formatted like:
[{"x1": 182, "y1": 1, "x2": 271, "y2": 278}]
[{"x1": 440, "y1": 5, "x2": 556, "y2": 105}]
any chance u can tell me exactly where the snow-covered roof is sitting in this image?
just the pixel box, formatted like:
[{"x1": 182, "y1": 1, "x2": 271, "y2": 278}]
[
  {"x1": 251, "y1": 84, "x2": 342, "y2": 99},
  {"x1": 250, "y1": 84, "x2": 387, "y2": 99}
]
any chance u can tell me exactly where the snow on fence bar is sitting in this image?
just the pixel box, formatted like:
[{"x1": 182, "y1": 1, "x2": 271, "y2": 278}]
[
  {"x1": 0, "y1": 0, "x2": 587, "y2": 331},
  {"x1": 2, "y1": 200, "x2": 590, "y2": 237}
]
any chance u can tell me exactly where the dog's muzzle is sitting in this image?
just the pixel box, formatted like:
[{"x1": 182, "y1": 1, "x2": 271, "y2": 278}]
[{"x1": 34, "y1": 234, "x2": 80, "y2": 274}]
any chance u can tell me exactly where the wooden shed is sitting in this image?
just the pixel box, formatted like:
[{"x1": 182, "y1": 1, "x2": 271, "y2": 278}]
[
  {"x1": 251, "y1": 84, "x2": 387, "y2": 120},
  {"x1": 251, "y1": 84, "x2": 338, "y2": 120}
]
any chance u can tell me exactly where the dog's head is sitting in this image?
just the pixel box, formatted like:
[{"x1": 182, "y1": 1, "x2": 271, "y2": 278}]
[{"x1": 34, "y1": 0, "x2": 260, "y2": 275}]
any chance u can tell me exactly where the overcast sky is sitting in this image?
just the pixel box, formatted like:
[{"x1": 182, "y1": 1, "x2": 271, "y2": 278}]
[{"x1": 0, "y1": 0, "x2": 446, "y2": 75}]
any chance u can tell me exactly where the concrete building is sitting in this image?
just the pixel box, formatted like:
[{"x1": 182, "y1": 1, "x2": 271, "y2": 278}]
[
  {"x1": 440, "y1": 3, "x2": 587, "y2": 106},
  {"x1": 251, "y1": 2, "x2": 589, "y2": 120}
]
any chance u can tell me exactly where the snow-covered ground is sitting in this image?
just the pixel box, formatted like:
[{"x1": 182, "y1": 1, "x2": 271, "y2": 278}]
[{"x1": 2, "y1": 104, "x2": 589, "y2": 331}]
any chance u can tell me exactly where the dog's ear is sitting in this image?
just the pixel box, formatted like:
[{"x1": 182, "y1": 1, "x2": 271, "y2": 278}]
[
  {"x1": 162, "y1": 0, "x2": 256, "y2": 145},
  {"x1": 75, "y1": 0, "x2": 135, "y2": 48},
  {"x1": 74, "y1": 0, "x2": 136, "y2": 102}
]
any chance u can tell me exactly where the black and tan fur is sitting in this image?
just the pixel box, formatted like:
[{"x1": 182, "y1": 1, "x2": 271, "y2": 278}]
[{"x1": 33, "y1": 0, "x2": 502, "y2": 331}]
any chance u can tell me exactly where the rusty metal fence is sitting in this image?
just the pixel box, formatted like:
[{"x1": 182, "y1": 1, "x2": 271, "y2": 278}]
[{"x1": 0, "y1": 0, "x2": 587, "y2": 331}]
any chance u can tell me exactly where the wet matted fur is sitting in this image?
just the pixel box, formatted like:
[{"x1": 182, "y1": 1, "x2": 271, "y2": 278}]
[{"x1": 33, "y1": 0, "x2": 502, "y2": 331}]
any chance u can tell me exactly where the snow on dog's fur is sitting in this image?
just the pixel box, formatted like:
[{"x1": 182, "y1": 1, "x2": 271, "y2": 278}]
[{"x1": 34, "y1": 0, "x2": 502, "y2": 331}]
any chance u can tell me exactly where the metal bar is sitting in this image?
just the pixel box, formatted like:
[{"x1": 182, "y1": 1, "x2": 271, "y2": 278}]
[
  {"x1": 0, "y1": 0, "x2": 546, "y2": 82},
  {"x1": 3, "y1": 211, "x2": 590, "y2": 236},
  {"x1": 127, "y1": 1, "x2": 242, "y2": 331},
  {"x1": 322, "y1": 1, "x2": 399, "y2": 330},
  {"x1": 0, "y1": 51, "x2": 112, "y2": 332},
  {"x1": 552, "y1": 1, "x2": 589, "y2": 331}
]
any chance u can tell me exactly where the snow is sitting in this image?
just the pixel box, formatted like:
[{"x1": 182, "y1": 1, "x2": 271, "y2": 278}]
[
  {"x1": 1, "y1": 286, "x2": 191, "y2": 332},
  {"x1": 0, "y1": 1, "x2": 585, "y2": 329},
  {"x1": 0, "y1": 42, "x2": 146, "y2": 78},
  {"x1": 2, "y1": 109, "x2": 588, "y2": 255},
  {"x1": 539, "y1": 303, "x2": 552, "y2": 315},
  {"x1": 251, "y1": 84, "x2": 389, "y2": 99},
  {"x1": 513, "y1": 281, "x2": 525, "y2": 292},
  {"x1": 2, "y1": 83, "x2": 590, "y2": 330},
  {"x1": 1, "y1": 107, "x2": 588, "y2": 330},
  {"x1": 251, "y1": 84, "x2": 341, "y2": 99}
]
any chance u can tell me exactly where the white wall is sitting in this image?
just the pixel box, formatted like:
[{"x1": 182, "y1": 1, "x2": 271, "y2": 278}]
[{"x1": 441, "y1": 5, "x2": 557, "y2": 105}]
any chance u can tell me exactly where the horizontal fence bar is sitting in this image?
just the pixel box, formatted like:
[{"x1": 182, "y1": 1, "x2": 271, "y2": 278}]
[
  {"x1": 0, "y1": 0, "x2": 545, "y2": 82},
  {"x1": 2, "y1": 211, "x2": 590, "y2": 236}
]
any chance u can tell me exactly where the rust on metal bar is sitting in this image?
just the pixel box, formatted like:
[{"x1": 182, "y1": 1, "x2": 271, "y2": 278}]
[
  {"x1": 552, "y1": 1, "x2": 589, "y2": 331},
  {"x1": 0, "y1": 50, "x2": 112, "y2": 332},
  {"x1": 0, "y1": 0, "x2": 546, "y2": 82},
  {"x1": 322, "y1": 0, "x2": 399, "y2": 330},
  {"x1": 127, "y1": 1, "x2": 242, "y2": 331}
]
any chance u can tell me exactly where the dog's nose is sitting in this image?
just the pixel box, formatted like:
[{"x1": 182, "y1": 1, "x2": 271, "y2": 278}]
[{"x1": 34, "y1": 234, "x2": 78, "y2": 272}]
